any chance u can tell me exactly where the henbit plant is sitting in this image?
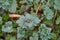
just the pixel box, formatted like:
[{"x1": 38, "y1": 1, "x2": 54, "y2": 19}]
[
  {"x1": 38, "y1": 24, "x2": 56, "y2": 40},
  {"x1": 16, "y1": 13, "x2": 41, "y2": 30},
  {"x1": 2, "y1": 21, "x2": 13, "y2": 33}
]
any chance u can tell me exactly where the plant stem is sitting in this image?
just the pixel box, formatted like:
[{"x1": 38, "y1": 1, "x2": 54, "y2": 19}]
[
  {"x1": 36, "y1": 4, "x2": 40, "y2": 14},
  {"x1": 52, "y1": 10, "x2": 57, "y2": 32}
]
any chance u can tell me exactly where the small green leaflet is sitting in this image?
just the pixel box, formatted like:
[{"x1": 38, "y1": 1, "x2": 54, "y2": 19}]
[
  {"x1": 34, "y1": 0, "x2": 40, "y2": 4},
  {"x1": 19, "y1": 5, "x2": 31, "y2": 13},
  {"x1": 20, "y1": 0, "x2": 39, "y2": 5},
  {"x1": 29, "y1": 32, "x2": 38, "y2": 40},
  {"x1": 6, "y1": 35, "x2": 16, "y2": 40},
  {"x1": 44, "y1": 6, "x2": 54, "y2": 20},
  {"x1": 0, "y1": 17, "x2": 3, "y2": 24},
  {"x1": 9, "y1": 0, "x2": 17, "y2": 13},
  {"x1": 54, "y1": 0, "x2": 60, "y2": 10},
  {"x1": 41, "y1": 0, "x2": 46, "y2": 5},
  {"x1": 27, "y1": 0, "x2": 33, "y2": 2},
  {"x1": 43, "y1": 20, "x2": 53, "y2": 26},
  {"x1": 0, "y1": 0, "x2": 17, "y2": 13},
  {"x1": 1, "y1": 0, "x2": 10, "y2": 11},
  {"x1": 2, "y1": 21, "x2": 13, "y2": 33},
  {"x1": 56, "y1": 16, "x2": 60, "y2": 24},
  {"x1": 0, "y1": 0, "x2": 3, "y2": 8},
  {"x1": 2, "y1": 14, "x2": 9, "y2": 21},
  {"x1": 17, "y1": 27, "x2": 25, "y2": 39},
  {"x1": 0, "y1": 9, "x2": 4, "y2": 15},
  {"x1": 10, "y1": 36, "x2": 16, "y2": 40}
]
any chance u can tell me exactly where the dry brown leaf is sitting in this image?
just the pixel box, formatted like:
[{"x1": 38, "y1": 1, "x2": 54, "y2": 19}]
[{"x1": 9, "y1": 14, "x2": 21, "y2": 18}]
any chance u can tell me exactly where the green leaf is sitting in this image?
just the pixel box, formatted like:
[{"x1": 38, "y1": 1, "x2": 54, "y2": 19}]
[
  {"x1": 29, "y1": 32, "x2": 38, "y2": 40},
  {"x1": 44, "y1": 6, "x2": 54, "y2": 20},
  {"x1": 6, "y1": 35, "x2": 16, "y2": 40},
  {"x1": 0, "y1": 17, "x2": 3, "y2": 24},
  {"x1": 10, "y1": 36, "x2": 16, "y2": 40},
  {"x1": 2, "y1": 14, "x2": 9, "y2": 21},
  {"x1": 58, "y1": 37, "x2": 60, "y2": 40},
  {"x1": 27, "y1": 0, "x2": 33, "y2": 2},
  {"x1": 2, "y1": 21, "x2": 13, "y2": 33},
  {"x1": 38, "y1": 24, "x2": 52, "y2": 40},
  {"x1": 49, "y1": 33, "x2": 56, "y2": 39},
  {"x1": 54, "y1": 0, "x2": 60, "y2": 10},
  {"x1": 19, "y1": 5, "x2": 31, "y2": 14},
  {"x1": 41, "y1": 0, "x2": 46, "y2": 5},
  {"x1": 0, "y1": 9, "x2": 4, "y2": 15},
  {"x1": 16, "y1": 13, "x2": 40, "y2": 30},
  {"x1": 0, "y1": 0, "x2": 3, "y2": 8},
  {"x1": 17, "y1": 27, "x2": 26, "y2": 39},
  {"x1": 8, "y1": 0, "x2": 17, "y2": 13},
  {"x1": 43, "y1": 19, "x2": 53, "y2": 26},
  {"x1": 34, "y1": 0, "x2": 40, "y2": 4},
  {"x1": 56, "y1": 16, "x2": 60, "y2": 24},
  {"x1": 1, "y1": 0, "x2": 10, "y2": 11}
]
